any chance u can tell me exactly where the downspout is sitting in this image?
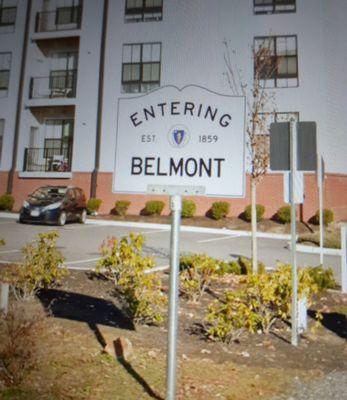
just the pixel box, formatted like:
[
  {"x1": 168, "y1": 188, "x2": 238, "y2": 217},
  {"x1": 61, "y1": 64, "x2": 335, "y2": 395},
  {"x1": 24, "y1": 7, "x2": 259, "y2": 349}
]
[
  {"x1": 7, "y1": 0, "x2": 32, "y2": 194},
  {"x1": 90, "y1": 0, "x2": 108, "y2": 198}
]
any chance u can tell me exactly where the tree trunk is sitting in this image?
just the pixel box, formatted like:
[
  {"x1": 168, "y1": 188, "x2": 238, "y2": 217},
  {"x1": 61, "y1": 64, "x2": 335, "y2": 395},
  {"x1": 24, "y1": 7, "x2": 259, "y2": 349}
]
[{"x1": 251, "y1": 178, "x2": 258, "y2": 274}]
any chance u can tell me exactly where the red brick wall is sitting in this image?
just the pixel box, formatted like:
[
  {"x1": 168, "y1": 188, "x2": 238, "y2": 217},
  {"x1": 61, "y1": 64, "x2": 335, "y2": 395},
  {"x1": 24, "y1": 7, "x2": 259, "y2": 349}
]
[{"x1": 3, "y1": 171, "x2": 347, "y2": 221}]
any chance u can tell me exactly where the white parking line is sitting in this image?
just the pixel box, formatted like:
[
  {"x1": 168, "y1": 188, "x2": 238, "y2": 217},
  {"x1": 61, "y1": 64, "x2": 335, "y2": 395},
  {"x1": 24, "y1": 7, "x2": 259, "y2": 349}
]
[
  {"x1": 65, "y1": 257, "x2": 101, "y2": 265},
  {"x1": 197, "y1": 235, "x2": 241, "y2": 244},
  {"x1": 0, "y1": 249, "x2": 20, "y2": 254},
  {"x1": 140, "y1": 229, "x2": 168, "y2": 235},
  {"x1": 0, "y1": 260, "x2": 20, "y2": 264}
]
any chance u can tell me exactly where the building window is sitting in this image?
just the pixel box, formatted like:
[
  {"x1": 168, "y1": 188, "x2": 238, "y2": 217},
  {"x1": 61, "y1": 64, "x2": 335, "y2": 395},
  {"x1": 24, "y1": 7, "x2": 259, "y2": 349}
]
[
  {"x1": 254, "y1": 35, "x2": 298, "y2": 88},
  {"x1": 0, "y1": 0, "x2": 16, "y2": 33},
  {"x1": 125, "y1": 0, "x2": 163, "y2": 23},
  {"x1": 0, "y1": 119, "x2": 4, "y2": 164},
  {"x1": 0, "y1": 52, "x2": 11, "y2": 96},
  {"x1": 254, "y1": 0, "x2": 296, "y2": 15},
  {"x1": 122, "y1": 43, "x2": 161, "y2": 93}
]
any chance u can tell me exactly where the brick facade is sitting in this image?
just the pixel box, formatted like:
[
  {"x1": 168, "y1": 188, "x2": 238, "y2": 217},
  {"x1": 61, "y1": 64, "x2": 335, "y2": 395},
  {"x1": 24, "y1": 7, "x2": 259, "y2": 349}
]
[{"x1": 2, "y1": 171, "x2": 346, "y2": 222}]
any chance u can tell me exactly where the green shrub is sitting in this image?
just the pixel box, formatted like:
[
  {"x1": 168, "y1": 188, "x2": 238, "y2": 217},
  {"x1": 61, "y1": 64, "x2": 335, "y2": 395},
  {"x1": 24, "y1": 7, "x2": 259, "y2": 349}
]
[
  {"x1": 307, "y1": 266, "x2": 337, "y2": 290},
  {"x1": 205, "y1": 264, "x2": 319, "y2": 342},
  {"x1": 276, "y1": 206, "x2": 291, "y2": 224},
  {"x1": 114, "y1": 200, "x2": 131, "y2": 216},
  {"x1": 313, "y1": 209, "x2": 334, "y2": 226},
  {"x1": 143, "y1": 200, "x2": 165, "y2": 216},
  {"x1": 0, "y1": 194, "x2": 15, "y2": 211},
  {"x1": 237, "y1": 256, "x2": 266, "y2": 275},
  {"x1": 179, "y1": 254, "x2": 225, "y2": 301},
  {"x1": 87, "y1": 198, "x2": 102, "y2": 214},
  {"x1": 96, "y1": 233, "x2": 166, "y2": 325},
  {"x1": 244, "y1": 204, "x2": 265, "y2": 222},
  {"x1": 181, "y1": 199, "x2": 196, "y2": 218},
  {"x1": 210, "y1": 202, "x2": 230, "y2": 220},
  {"x1": 10, "y1": 231, "x2": 68, "y2": 298}
]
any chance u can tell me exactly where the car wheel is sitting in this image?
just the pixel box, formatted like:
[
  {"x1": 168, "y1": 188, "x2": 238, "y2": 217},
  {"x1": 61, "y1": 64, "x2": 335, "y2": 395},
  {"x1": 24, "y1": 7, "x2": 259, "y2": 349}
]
[
  {"x1": 58, "y1": 211, "x2": 67, "y2": 226},
  {"x1": 79, "y1": 209, "x2": 87, "y2": 224}
]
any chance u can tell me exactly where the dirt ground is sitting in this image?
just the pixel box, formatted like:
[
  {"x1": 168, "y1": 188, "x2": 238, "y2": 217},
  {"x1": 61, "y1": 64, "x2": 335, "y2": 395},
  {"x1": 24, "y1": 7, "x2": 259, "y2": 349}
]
[
  {"x1": 89, "y1": 214, "x2": 319, "y2": 233},
  {"x1": 0, "y1": 214, "x2": 345, "y2": 399},
  {"x1": 1, "y1": 269, "x2": 345, "y2": 400}
]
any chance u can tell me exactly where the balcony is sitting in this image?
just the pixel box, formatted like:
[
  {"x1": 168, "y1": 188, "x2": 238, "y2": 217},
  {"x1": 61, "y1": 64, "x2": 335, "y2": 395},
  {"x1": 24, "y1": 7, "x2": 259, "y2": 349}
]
[
  {"x1": 35, "y1": 6, "x2": 82, "y2": 33},
  {"x1": 23, "y1": 147, "x2": 72, "y2": 173},
  {"x1": 29, "y1": 70, "x2": 77, "y2": 100}
]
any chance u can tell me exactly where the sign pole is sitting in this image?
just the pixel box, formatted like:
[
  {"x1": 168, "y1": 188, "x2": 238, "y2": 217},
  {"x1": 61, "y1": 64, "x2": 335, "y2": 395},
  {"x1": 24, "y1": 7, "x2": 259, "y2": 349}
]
[
  {"x1": 290, "y1": 121, "x2": 298, "y2": 347},
  {"x1": 0, "y1": 283, "x2": 9, "y2": 314},
  {"x1": 166, "y1": 194, "x2": 182, "y2": 400},
  {"x1": 318, "y1": 156, "x2": 324, "y2": 265}
]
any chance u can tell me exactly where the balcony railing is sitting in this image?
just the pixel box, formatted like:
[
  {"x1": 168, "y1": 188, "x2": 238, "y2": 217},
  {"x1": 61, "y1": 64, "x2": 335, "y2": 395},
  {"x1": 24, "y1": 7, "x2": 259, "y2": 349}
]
[
  {"x1": 23, "y1": 147, "x2": 72, "y2": 172},
  {"x1": 35, "y1": 6, "x2": 82, "y2": 32},
  {"x1": 30, "y1": 70, "x2": 77, "y2": 99}
]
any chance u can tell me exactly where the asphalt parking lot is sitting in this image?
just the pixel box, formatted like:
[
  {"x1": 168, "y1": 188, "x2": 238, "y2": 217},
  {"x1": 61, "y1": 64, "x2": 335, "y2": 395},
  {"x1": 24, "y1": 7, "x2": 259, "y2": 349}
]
[{"x1": 0, "y1": 216, "x2": 343, "y2": 284}]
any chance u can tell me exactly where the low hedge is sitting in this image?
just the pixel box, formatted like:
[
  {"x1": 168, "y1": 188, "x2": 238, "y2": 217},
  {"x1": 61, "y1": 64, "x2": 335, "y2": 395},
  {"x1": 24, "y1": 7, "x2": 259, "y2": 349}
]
[
  {"x1": 181, "y1": 199, "x2": 196, "y2": 218},
  {"x1": 210, "y1": 202, "x2": 230, "y2": 220},
  {"x1": 143, "y1": 200, "x2": 165, "y2": 216},
  {"x1": 244, "y1": 204, "x2": 265, "y2": 222},
  {"x1": 0, "y1": 194, "x2": 15, "y2": 211}
]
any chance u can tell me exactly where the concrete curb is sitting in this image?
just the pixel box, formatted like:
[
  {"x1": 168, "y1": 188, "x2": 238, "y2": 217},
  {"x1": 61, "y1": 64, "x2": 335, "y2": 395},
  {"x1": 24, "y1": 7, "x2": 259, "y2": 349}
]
[
  {"x1": 0, "y1": 211, "x2": 295, "y2": 241},
  {"x1": 289, "y1": 242, "x2": 341, "y2": 256}
]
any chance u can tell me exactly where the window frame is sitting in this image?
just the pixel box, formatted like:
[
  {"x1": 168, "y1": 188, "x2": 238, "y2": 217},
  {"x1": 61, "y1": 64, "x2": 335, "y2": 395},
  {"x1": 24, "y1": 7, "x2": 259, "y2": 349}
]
[
  {"x1": 0, "y1": 52, "x2": 11, "y2": 95},
  {"x1": 254, "y1": 0, "x2": 296, "y2": 15},
  {"x1": 121, "y1": 42, "x2": 161, "y2": 94},
  {"x1": 254, "y1": 35, "x2": 298, "y2": 88},
  {"x1": 0, "y1": 1, "x2": 17, "y2": 32},
  {"x1": 124, "y1": 0, "x2": 163, "y2": 23}
]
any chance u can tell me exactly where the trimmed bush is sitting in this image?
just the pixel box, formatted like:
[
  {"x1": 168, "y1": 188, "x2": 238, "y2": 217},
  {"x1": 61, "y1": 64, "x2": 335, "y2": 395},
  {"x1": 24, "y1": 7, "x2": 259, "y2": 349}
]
[
  {"x1": 0, "y1": 231, "x2": 68, "y2": 298},
  {"x1": 313, "y1": 209, "x2": 334, "y2": 226},
  {"x1": 237, "y1": 256, "x2": 266, "y2": 275},
  {"x1": 205, "y1": 264, "x2": 319, "y2": 342},
  {"x1": 96, "y1": 233, "x2": 166, "y2": 325},
  {"x1": 244, "y1": 204, "x2": 265, "y2": 222},
  {"x1": 114, "y1": 200, "x2": 131, "y2": 216},
  {"x1": 181, "y1": 199, "x2": 196, "y2": 218},
  {"x1": 0, "y1": 194, "x2": 15, "y2": 211},
  {"x1": 143, "y1": 200, "x2": 165, "y2": 216},
  {"x1": 210, "y1": 201, "x2": 230, "y2": 220},
  {"x1": 307, "y1": 266, "x2": 337, "y2": 290},
  {"x1": 87, "y1": 198, "x2": 102, "y2": 215},
  {"x1": 276, "y1": 206, "x2": 291, "y2": 224}
]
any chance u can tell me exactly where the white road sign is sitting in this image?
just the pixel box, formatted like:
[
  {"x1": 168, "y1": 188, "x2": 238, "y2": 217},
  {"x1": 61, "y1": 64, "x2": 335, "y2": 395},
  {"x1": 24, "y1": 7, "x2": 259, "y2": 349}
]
[{"x1": 113, "y1": 85, "x2": 245, "y2": 197}]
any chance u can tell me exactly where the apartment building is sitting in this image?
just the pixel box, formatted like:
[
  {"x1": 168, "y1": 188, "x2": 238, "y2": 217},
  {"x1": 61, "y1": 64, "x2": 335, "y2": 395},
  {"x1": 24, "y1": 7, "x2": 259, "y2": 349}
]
[{"x1": 1, "y1": 0, "x2": 346, "y2": 220}]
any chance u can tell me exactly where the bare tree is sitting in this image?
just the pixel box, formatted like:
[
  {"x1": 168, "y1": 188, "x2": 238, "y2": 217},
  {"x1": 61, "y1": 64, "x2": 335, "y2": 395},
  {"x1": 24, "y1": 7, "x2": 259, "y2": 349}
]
[{"x1": 223, "y1": 39, "x2": 276, "y2": 273}]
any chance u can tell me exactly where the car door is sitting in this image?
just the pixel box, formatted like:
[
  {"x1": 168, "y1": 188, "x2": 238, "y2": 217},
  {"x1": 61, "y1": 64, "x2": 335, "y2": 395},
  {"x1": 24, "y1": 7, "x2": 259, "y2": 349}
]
[{"x1": 65, "y1": 189, "x2": 77, "y2": 220}]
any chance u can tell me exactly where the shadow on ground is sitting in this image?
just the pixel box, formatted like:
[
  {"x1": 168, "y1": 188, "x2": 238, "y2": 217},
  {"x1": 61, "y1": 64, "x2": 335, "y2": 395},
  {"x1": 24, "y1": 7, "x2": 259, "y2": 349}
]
[
  {"x1": 308, "y1": 309, "x2": 347, "y2": 339},
  {"x1": 37, "y1": 288, "x2": 134, "y2": 331}
]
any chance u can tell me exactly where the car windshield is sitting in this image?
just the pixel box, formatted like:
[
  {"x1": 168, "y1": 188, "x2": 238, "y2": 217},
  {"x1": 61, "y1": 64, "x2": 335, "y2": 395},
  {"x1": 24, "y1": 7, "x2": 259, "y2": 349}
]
[{"x1": 29, "y1": 187, "x2": 67, "y2": 200}]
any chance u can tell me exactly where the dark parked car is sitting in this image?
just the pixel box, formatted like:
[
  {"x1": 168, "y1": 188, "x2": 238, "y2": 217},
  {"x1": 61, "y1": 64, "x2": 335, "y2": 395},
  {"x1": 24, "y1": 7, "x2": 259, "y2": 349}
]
[{"x1": 19, "y1": 186, "x2": 87, "y2": 226}]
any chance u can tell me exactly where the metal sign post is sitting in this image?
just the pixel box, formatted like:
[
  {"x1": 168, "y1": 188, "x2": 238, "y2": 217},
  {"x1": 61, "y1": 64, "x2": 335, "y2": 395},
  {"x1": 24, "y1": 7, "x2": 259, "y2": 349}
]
[
  {"x1": 289, "y1": 121, "x2": 298, "y2": 347},
  {"x1": 270, "y1": 121, "x2": 317, "y2": 347},
  {"x1": 317, "y1": 156, "x2": 325, "y2": 265},
  {"x1": 0, "y1": 283, "x2": 9, "y2": 314},
  {"x1": 148, "y1": 185, "x2": 205, "y2": 400},
  {"x1": 166, "y1": 194, "x2": 182, "y2": 400}
]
